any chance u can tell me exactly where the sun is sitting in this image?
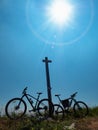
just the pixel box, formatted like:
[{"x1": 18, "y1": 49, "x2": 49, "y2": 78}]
[{"x1": 46, "y1": 0, "x2": 75, "y2": 29}]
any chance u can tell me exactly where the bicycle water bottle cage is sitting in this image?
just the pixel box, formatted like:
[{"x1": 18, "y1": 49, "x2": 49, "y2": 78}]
[
  {"x1": 29, "y1": 98, "x2": 33, "y2": 104},
  {"x1": 61, "y1": 99, "x2": 69, "y2": 108}
]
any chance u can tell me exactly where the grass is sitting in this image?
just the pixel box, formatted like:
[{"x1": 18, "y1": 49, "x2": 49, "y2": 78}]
[
  {"x1": 88, "y1": 106, "x2": 98, "y2": 117},
  {"x1": 0, "y1": 107, "x2": 98, "y2": 130}
]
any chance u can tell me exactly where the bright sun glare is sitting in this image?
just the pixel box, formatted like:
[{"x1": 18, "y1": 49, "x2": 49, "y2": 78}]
[{"x1": 46, "y1": 0, "x2": 75, "y2": 28}]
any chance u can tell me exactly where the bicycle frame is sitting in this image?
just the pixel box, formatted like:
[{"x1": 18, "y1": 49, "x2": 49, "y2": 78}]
[
  {"x1": 16, "y1": 87, "x2": 42, "y2": 111},
  {"x1": 19, "y1": 91, "x2": 42, "y2": 112}
]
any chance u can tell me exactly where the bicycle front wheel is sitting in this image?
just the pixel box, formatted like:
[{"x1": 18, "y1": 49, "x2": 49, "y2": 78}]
[
  {"x1": 5, "y1": 98, "x2": 27, "y2": 120},
  {"x1": 37, "y1": 99, "x2": 54, "y2": 117},
  {"x1": 53, "y1": 104, "x2": 64, "y2": 120},
  {"x1": 73, "y1": 101, "x2": 89, "y2": 118}
]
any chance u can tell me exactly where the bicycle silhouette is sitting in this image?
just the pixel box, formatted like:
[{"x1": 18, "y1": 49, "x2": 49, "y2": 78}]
[
  {"x1": 53, "y1": 92, "x2": 89, "y2": 119},
  {"x1": 5, "y1": 87, "x2": 54, "y2": 120}
]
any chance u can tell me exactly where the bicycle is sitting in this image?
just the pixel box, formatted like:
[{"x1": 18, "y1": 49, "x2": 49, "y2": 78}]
[
  {"x1": 5, "y1": 87, "x2": 54, "y2": 120},
  {"x1": 55, "y1": 92, "x2": 89, "y2": 118}
]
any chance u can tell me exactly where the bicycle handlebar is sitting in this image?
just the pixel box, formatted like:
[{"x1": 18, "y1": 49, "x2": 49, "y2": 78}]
[
  {"x1": 22, "y1": 87, "x2": 28, "y2": 94},
  {"x1": 70, "y1": 92, "x2": 78, "y2": 98}
]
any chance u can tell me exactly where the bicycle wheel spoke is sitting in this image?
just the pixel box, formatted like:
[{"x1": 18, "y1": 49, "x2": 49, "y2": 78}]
[
  {"x1": 53, "y1": 104, "x2": 64, "y2": 120},
  {"x1": 38, "y1": 99, "x2": 54, "y2": 118},
  {"x1": 74, "y1": 101, "x2": 89, "y2": 118},
  {"x1": 5, "y1": 98, "x2": 26, "y2": 119}
]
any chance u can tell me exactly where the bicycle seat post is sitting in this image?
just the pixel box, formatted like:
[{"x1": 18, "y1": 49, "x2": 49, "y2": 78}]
[
  {"x1": 37, "y1": 92, "x2": 42, "y2": 101},
  {"x1": 55, "y1": 94, "x2": 61, "y2": 102}
]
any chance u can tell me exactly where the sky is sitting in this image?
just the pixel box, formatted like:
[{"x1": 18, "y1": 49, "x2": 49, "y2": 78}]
[{"x1": 0, "y1": 0, "x2": 98, "y2": 112}]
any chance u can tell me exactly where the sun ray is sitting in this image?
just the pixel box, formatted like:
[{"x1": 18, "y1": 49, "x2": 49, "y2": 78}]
[{"x1": 46, "y1": 0, "x2": 75, "y2": 29}]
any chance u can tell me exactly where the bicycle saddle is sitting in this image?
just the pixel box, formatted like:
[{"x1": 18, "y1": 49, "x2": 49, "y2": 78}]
[
  {"x1": 55, "y1": 94, "x2": 61, "y2": 96},
  {"x1": 37, "y1": 92, "x2": 42, "y2": 95}
]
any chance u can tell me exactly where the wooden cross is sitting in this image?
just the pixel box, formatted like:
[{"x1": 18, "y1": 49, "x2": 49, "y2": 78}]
[{"x1": 43, "y1": 57, "x2": 52, "y2": 117}]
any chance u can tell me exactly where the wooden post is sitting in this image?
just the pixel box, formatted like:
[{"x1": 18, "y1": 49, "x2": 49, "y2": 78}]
[{"x1": 42, "y1": 57, "x2": 52, "y2": 117}]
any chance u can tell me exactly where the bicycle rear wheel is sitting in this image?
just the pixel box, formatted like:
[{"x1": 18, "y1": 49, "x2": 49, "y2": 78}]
[
  {"x1": 73, "y1": 101, "x2": 89, "y2": 118},
  {"x1": 37, "y1": 99, "x2": 54, "y2": 118},
  {"x1": 53, "y1": 104, "x2": 64, "y2": 120},
  {"x1": 5, "y1": 98, "x2": 27, "y2": 120}
]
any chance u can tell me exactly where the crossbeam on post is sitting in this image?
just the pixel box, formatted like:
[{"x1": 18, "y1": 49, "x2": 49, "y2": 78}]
[{"x1": 42, "y1": 57, "x2": 52, "y2": 117}]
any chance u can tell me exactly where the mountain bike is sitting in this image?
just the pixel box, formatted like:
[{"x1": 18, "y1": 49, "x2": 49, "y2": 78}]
[
  {"x1": 5, "y1": 87, "x2": 54, "y2": 120},
  {"x1": 55, "y1": 92, "x2": 89, "y2": 118}
]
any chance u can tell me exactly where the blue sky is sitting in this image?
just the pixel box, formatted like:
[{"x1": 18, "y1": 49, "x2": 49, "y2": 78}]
[{"x1": 0, "y1": 0, "x2": 98, "y2": 110}]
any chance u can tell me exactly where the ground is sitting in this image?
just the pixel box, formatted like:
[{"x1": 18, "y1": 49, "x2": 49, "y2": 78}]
[
  {"x1": 75, "y1": 117, "x2": 98, "y2": 130},
  {"x1": 0, "y1": 116, "x2": 98, "y2": 130}
]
